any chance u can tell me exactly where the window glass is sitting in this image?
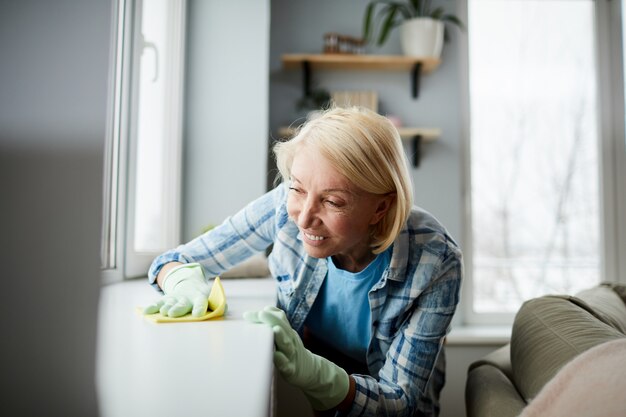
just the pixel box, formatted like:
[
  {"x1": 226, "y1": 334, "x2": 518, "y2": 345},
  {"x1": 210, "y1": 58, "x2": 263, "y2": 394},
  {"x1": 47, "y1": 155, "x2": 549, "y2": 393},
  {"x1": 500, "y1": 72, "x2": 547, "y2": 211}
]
[
  {"x1": 101, "y1": 0, "x2": 184, "y2": 279},
  {"x1": 469, "y1": 0, "x2": 601, "y2": 313},
  {"x1": 127, "y1": 0, "x2": 184, "y2": 277},
  {"x1": 134, "y1": 0, "x2": 171, "y2": 252}
]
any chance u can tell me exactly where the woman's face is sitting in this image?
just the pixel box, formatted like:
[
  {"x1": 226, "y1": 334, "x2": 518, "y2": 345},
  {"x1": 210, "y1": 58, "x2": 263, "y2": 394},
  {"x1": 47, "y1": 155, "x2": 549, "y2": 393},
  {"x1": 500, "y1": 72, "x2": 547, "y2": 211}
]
[{"x1": 287, "y1": 146, "x2": 392, "y2": 271}]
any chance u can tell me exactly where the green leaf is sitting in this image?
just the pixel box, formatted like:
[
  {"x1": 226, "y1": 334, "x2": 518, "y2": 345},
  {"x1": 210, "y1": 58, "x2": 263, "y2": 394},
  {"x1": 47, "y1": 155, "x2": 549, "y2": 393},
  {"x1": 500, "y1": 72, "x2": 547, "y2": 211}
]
[
  {"x1": 429, "y1": 6, "x2": 443, "y2": 19},
  {"x1": 409, "y1": 0, "x2": 419, "y2": 16},
  {"x1": 442, "y1": 14, "x2": 466, "y2": 31},
  {"x1": 363, "y1": 3, "x2": 375, "y2": 41},
  {"x1": 363, "y1": 0, "x2": 403, "y2": 44},
  {"x1": 397, "y1": 3, "x2": 413, "y2": 20},
  {"x1": 378, "y1": 4, "x2": 400, "y2": 46}
]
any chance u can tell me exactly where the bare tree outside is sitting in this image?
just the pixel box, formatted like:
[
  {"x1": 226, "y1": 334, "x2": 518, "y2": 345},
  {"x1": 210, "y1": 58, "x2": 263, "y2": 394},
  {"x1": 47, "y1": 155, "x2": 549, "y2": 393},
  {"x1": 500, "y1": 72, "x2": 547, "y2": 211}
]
[{"x1": 469, "y1": 0, "x2": 601, "y2": 313}]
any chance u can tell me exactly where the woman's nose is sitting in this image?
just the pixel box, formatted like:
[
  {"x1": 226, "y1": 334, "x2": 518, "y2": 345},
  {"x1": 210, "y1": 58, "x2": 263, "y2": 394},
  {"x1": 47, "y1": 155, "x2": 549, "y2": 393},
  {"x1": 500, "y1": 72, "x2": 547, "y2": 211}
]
[{"x1": 296, "y1": 197, "x2": 320, "y2": 229}]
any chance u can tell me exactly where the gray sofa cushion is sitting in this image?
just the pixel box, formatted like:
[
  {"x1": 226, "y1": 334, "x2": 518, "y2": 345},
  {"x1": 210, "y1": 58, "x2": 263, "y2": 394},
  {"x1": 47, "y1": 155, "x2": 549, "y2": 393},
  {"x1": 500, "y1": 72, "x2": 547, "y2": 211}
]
[
  {"x1": 575, "y1": 284, "x2": 626, "y2": 333},
  {"x1": 510, "y1": 295, "x2": 625, "y2": 402}
]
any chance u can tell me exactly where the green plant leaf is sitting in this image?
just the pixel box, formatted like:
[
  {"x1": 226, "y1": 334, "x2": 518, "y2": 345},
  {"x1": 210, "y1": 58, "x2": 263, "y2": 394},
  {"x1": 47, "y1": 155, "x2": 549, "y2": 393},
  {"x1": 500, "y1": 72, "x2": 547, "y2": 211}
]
[
  {"x1": 397, "y1": 3, "x2": 413, "y2": 20},
  {"x1": 363, "y1": 0, "x2": 402, "y2": 44},
  {"x1": 363, "y1": 3, "x2": 375, "y2": 42},
  {"x1": 296, "y1": 88, "x2": 331, "y2": 111},
  {"x1": 378, "y1": 4, "x2": 400, "y2": 46},
  {"x1": 408, "y1": 0, "x2": 419, "y2": 16},
  {"x1": 419, "y1": 0, "x2": 433, "y2": 16},
  {"x1": 441, "y1": 14, "x2": 466, "y2": 31},
  {"x1": 430, "y1": 6, "x2": 444, "y2": 19}
]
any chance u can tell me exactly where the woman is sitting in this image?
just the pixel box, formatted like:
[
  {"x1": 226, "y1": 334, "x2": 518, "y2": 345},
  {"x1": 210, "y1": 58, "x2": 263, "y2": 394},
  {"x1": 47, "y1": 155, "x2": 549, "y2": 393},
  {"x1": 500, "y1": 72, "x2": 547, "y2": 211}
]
[{"x1": 146, "y1": 107, "x2": 463, "y2": 416}]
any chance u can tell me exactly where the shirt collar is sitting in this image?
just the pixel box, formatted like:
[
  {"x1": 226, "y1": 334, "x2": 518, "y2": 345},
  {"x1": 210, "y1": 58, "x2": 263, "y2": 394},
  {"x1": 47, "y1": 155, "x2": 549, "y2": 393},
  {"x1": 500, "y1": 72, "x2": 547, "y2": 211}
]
[{"x1": 386, "y1": 223, "x2": 409, "y2": 282}]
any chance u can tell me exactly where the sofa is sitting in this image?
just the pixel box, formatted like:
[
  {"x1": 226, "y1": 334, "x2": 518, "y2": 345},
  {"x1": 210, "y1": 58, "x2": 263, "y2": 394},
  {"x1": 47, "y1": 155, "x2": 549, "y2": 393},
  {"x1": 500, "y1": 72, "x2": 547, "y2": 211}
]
[{"x1": 465, "y1": 283, "x2": 626, "y2": 417}]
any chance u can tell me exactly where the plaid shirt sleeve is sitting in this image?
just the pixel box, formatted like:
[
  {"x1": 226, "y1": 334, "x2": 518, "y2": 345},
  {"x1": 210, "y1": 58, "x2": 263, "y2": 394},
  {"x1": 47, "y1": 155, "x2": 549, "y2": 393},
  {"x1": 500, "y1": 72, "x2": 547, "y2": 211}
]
[
  {"x1": 147, "y1": 184, "x2": 287, "y2": 290},
  {"x1": 347, "y1": 245, "x2": 463, "y2": 417}
]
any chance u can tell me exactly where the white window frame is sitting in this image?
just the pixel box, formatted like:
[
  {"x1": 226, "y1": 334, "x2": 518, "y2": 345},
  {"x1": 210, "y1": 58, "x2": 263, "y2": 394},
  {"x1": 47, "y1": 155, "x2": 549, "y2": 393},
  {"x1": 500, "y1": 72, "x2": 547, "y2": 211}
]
[
  {"x1": 101, "y1": 0, "x2": 186, "y2": 283},
  {"x1": 459, "y1": 0, "x2": 626, "y2": 325},
  {"x1": 598, "y1": 0, "x2": 626, "y2": 288}
]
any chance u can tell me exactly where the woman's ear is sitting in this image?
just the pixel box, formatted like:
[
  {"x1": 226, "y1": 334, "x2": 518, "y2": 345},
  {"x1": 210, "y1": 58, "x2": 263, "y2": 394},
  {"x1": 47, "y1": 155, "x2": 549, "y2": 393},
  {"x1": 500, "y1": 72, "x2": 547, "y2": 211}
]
[{"x1": 370, "y1": 193, "x2": 395, "y2": 225}]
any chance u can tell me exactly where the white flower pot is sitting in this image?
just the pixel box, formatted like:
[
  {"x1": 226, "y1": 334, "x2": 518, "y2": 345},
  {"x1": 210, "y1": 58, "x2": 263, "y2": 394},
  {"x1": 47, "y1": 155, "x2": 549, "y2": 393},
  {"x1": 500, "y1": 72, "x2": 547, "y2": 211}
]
[{"x1": 400, "y1": 17, "x2": 444, "y2": 58}]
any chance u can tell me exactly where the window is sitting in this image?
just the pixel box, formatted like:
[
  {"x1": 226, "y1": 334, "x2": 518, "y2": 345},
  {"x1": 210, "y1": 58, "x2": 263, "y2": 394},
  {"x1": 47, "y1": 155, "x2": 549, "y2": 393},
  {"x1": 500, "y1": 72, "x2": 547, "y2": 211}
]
[
  {"x1": 466, "y1": 0, "x2": 624, "y2": 322},
  {"x1": 102, "y1": 0, "x2": 186, "y2": 281}
]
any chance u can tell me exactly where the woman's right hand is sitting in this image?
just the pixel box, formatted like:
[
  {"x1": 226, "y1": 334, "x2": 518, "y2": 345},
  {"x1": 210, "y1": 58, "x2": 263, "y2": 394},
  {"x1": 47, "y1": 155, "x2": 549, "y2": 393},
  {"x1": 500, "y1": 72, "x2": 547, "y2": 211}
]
[{"x1": 144, "y1": 263, "x2": 212, "y2": 317}]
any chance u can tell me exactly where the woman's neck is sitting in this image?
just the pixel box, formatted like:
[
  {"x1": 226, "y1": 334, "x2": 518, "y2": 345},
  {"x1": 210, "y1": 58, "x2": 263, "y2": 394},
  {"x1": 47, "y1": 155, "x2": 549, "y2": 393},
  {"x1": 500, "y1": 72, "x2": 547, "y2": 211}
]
[{"x1": 332, "y1": 250, "x2": 376, "y2": 273}]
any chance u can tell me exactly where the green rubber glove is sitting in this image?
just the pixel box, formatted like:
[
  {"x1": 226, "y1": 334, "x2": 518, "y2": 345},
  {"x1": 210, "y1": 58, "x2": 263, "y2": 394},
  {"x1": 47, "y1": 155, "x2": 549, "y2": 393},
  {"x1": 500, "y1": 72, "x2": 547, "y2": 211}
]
[
  {"x1": 244, "y1": 306, "x2": 350, "y2": 411},
  {"x1": 144, "y1": 263, "x2": 211, "y2": 318}
]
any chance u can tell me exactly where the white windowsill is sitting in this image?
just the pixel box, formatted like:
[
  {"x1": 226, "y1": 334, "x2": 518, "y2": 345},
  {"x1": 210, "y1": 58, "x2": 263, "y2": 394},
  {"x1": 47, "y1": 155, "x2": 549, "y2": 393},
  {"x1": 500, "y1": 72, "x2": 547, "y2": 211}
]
[
  {"x1": 96, "y1": 277, "x2": 277, "y2": 417},
  {"x1": 446, "y1": 325, "x2": 512, "y2": 346}
]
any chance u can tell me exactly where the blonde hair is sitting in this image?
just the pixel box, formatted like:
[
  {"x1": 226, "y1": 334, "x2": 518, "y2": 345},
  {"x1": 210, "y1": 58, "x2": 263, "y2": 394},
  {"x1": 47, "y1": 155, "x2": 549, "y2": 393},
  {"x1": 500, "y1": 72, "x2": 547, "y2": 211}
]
[{"x1": 273, "y1": 106, "x2": 413, "y2": 253}]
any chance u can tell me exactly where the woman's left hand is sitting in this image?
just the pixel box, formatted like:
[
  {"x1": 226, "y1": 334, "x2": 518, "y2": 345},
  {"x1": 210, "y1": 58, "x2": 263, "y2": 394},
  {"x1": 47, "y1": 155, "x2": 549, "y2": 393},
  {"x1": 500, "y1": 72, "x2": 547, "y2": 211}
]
[{"x1": 244, "y1": 306, "x2": 350, "y2": 411}]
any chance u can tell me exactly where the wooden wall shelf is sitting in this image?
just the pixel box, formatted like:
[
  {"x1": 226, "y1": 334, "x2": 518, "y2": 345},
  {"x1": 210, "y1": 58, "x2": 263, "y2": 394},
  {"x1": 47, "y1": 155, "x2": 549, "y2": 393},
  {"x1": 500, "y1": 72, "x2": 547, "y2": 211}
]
[
  {"x1": 282, "y1": 54, "x2": 441, "y2": 71},
  {"x1": 281, "y1": 54, "x2": 441, "y2": 99}
]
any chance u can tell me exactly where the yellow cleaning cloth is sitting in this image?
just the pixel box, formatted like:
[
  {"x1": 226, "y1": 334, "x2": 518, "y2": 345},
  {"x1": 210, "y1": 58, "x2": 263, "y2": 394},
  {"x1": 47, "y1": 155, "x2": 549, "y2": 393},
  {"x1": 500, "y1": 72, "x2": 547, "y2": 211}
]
[{"x1": 140, "y1": 276, "x2": 227, "y2": 323}]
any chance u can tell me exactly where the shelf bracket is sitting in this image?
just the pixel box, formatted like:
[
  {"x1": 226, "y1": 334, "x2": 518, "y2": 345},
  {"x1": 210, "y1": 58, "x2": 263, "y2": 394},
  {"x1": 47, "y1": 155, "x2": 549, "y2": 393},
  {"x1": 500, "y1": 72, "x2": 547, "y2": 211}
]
[
  {"x1": 411, "y1": 63, "x2": 422, "y2": 99},
  {"x1": 302, "y1": 60, "x2": 311, "y2": 97},
  {"x1": 412, "y1": 135, "x2": 423, "y2": 167}
]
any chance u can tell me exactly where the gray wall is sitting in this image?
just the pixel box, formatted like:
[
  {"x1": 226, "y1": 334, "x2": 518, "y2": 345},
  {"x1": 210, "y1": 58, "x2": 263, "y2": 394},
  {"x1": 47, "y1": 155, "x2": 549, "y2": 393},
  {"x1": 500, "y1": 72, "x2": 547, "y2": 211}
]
[
  {"x1": 183, "y1": 0, "x2": 270, "y2": 240},
  {"x1": 0, "y1": 0, "x2": 109, "y2": 415}
]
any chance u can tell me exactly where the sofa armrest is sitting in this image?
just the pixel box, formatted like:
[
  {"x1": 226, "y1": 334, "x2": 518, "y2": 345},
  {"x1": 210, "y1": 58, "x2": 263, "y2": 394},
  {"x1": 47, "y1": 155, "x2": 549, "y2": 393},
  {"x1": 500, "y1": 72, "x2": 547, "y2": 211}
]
[
  {"x1": 466, "y1": 362, "x2": 526, "y2": 417},
  {"x1": 468, "y1": 344, "x2": 513, "y2": 382}
]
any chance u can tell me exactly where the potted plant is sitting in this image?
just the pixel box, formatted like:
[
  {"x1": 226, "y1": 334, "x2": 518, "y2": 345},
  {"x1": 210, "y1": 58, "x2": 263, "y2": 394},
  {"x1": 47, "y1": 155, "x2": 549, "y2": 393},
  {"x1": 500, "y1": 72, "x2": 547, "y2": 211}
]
[
  {"x1": 296, "y1": 87, "x2": 332, "y2": 118},
  {"x1": 363, "y1": 0, "x2": 464, "y2": 58}
]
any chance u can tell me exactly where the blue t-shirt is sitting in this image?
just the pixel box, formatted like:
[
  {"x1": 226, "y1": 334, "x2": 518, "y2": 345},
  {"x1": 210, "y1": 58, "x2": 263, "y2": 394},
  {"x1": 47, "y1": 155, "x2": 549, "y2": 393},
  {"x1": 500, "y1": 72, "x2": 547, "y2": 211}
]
[{"x1": 305, "y1": 248, "x2": 392, "y2": 362}]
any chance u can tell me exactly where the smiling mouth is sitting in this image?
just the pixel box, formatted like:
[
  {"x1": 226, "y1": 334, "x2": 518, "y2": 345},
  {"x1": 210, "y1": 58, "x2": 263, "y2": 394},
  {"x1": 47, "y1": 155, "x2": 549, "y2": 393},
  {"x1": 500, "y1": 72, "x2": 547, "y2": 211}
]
[{"x1": 304, "y1": 232, "x2": 326, "y2": 241}]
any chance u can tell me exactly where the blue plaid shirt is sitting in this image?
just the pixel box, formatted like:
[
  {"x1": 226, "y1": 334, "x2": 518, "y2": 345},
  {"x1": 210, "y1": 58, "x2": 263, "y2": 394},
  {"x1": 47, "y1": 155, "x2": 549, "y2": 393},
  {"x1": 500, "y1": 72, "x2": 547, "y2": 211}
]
[{"x1": 149, "y1": 183, "x2": 463, "y2": 417}]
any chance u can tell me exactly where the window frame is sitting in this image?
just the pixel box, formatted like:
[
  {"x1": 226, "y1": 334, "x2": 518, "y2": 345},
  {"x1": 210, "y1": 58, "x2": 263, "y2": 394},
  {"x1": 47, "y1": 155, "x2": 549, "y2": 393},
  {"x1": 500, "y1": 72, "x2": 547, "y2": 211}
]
[
  {"x1": 459, "y1": 0, "x2": 626, "y2": 325},
  {"x1": 125, "y1": 0, "x2": 186, "y2": 278},
  {"x1": 101, "y1": 0, "x2": 186, "y2": 283},
  {"x1": 101, "y1": 0, "x2": 132, "y2": 284}
]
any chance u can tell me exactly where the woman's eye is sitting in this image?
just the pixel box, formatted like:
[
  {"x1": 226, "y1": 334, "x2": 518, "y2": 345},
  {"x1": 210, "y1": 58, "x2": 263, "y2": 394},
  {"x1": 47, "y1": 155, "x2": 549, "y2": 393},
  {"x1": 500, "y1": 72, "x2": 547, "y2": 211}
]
[
  {"x1": 326, "y1": 200, "x2": 340, "y2": 207},
  {"x1": 288, "y1": 186, "x2": 302, "y2": 193}
]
